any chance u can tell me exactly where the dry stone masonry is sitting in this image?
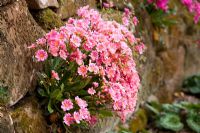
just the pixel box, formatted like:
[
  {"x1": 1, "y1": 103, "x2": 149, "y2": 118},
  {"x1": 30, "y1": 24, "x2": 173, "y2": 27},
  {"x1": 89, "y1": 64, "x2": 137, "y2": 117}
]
[
  {"x1": 0, "y1": 0, "x2": 200, "y2": 132},
  {"x1": 56, "y1": 0, "x2": 96, "y2": 19},
  {"x1": 0, "y1": 0, "x2": 44, "y2": 106}
]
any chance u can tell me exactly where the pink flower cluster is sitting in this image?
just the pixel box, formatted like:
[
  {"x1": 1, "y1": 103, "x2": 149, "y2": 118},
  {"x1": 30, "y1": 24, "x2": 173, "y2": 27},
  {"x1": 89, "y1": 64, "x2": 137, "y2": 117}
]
[
  {"x1": 147, "y1": 0, "x2": 169, "y2": 11},
  {"x1": 61, "y1": 97, "x2": 93, "y2": 126},
  {"x1": 122, "y1": 8, "x2": 139, "y2": 27},
  {"x1": 135, "y1": 43, "x2": 146, "y2": 55},
  {"x1": 147, "y1": 0, "x2": 200, "y2": 24},
  {"x1": 103, "y1": 1, "x2": 114, "y2": 8},
  {"x1": 181, "y1": 0, "x2": 200, "y2": 23},
  {"x1": 30, "y1": 6, "x2": 143, "y2": 125}
]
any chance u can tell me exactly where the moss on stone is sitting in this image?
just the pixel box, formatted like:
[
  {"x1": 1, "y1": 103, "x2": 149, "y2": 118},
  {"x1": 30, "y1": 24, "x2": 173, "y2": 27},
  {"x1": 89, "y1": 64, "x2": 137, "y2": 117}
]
[
  {"x1": 0, "y1": 85, "x2": 9, "y2": 105},
  {"x1": 10, "y1": 97, "x2": 47, "y2": 133},
  {"x1": 129, "y1": 109, "x2": 148, "y2": 133},
  {"x1": 100, "y1": 9, "x2": 123, "y2": 23},
  {"x1": 11, "y1": 109, "x2": 33, "y2": 132},
  {"x1": 31, "y1": 8, "x2": 64, "y2": 32}
]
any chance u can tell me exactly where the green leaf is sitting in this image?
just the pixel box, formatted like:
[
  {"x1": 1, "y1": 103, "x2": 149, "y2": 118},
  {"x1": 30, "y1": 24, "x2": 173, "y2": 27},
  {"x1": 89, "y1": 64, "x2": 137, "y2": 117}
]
[
  {"x1": 0, "y1": 86, "x2": 8, "y2": 95},
  {"x1": 60, "y1": 83, "x2": 64, "y2": 91},
  {"x1": 158, "y1": 113, "x2": 183, "y2": 132},
  {"x1": 186, "y1": 113, "x2": 200, "y2": 133},
  {"x1": 59, "y1": 71, "x2": 71, "y2": 86},
  {"x1": 182, "y1": 75, "x2": 200, "y2": 94},
  {"x1": 50, "y1": 89, "x2": 63, "y2": 101},
  {"x1": 145, "y1": 102, "x2": 161, "y2": 115},
  {"x1": 53, "y1": 58, "x2": 61, "y2": 70},
  {"x1": 68, "y1": 78, "x2": 91, "y2": 91},
  {"x1": 189, "y1": 86, "x2": 200, "y2": 94},
  {"x1": 44, "y1": 59, "x2": 52, "y2": 76},
  {"x1": 77, "y1": 90, "x2": 89, "y2": 96},
  {"x1": 162, "y1": 104, "x2": 180, "y2": 113},
  {"x1": 181, "y1": 102, "x2": 200, "y2": 111},
  {"x1": 48, "y1": 100, "x2": 54, "y2": 113}
]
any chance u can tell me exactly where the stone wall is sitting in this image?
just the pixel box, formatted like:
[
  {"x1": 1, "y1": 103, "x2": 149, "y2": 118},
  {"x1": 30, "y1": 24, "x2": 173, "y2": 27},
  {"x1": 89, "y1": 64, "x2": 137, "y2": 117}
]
[
  {"x1": 137, "y1": 6, "x2": 200, "y2": 103},
  {"x1": 0, "y1": 0, "x2": 200, "y2": 132}
]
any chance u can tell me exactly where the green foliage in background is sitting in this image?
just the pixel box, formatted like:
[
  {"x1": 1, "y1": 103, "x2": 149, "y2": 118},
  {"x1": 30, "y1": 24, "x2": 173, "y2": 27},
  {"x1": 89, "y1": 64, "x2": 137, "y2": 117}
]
[
  {"x1": 158, "y1": 113, "x2": 183, "y2": 131},
  {"x1": 146, "y1": 101, "x2": 200, "y2": 132},
  {"x1": 141, "y1": 0, "x2": 177, "y2": 28},
  {"x1": 182, "y1": 75, "x2": 200, "y2": 94}
]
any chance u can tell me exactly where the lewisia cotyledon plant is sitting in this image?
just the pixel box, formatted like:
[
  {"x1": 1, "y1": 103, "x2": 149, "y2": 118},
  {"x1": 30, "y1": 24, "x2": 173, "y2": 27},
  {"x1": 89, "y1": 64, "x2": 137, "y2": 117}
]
[
  {"x1": 29, "y1": 6, "x2": 145, "y2": 127},
  {"x1": 147, "y1": 0, "x2": 200, "y2": 24},
  {"x1": 181, "y1": 0, "x2": 200, "y2": 24}
]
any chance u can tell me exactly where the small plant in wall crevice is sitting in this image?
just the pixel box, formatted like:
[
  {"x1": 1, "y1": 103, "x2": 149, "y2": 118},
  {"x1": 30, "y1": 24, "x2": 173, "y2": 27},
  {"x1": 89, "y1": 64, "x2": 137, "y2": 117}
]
[{"x1": 29, "y1": 6, "x2": 145, "y2": 131}]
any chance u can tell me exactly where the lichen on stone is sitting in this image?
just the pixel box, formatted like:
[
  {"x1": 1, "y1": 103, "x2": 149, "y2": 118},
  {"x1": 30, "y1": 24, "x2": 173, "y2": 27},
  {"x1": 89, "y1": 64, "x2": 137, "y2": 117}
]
[{"x1": 129, "y1": 109, "x2": 148, "y2": 133}]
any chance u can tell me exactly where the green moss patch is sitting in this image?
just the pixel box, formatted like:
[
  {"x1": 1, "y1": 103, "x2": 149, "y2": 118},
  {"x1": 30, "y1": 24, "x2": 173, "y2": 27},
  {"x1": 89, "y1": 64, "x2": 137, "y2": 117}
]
[{"x1": 31, "y1": 8, "x2": 64, "y2": 32}]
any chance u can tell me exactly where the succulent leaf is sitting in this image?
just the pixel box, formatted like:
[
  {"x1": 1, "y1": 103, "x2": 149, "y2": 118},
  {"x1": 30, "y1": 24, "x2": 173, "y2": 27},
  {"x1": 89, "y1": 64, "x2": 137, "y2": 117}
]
[
  {"x1": 158, "y1": 113, "x2": 183, "y2": 132},
  {"x1": 186, "y1": 113, "x2": 200, "y2": 133}
]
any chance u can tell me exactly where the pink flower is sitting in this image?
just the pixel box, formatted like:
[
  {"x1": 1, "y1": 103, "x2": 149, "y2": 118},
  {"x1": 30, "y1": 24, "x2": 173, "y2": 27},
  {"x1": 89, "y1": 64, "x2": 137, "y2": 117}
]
[
  {"x1": 122, "y1": 16, "x2": 130, "y2": 26},
  {"x1": 35, "y1": 49, "x2": 48, "y2": 62},
  {"x1": 88, "y1": 115, "x2": 98, "y2": 126},
  {"x1": 99, "y1": 66, "x2": 105, "y2": 76},
  {"x1": 113, "y1": 101, "x2": 123, "y2": 110},
  {"x1": 109, "y1": 87, "x2": 122, "y2": 102},
  {"x1": 70, "y1": 49, "x2": 85, "y2": 65},
  {"x1": 70, "y1": 35, "x2": 81, "y2": 48},
  {"x1": 77, "y1": 5, "x2": 90, "y2": 17},
  {"x1": 155, "y1": 0, "x2": 169, "y2": 11},
  {"x1": 147, "y1": 0, "x2": 154, "y2": 4},
  {"x1": 90, "y1": 51, "x2": 99, "y2": 61},
  {"x1": 132, "y1": 16, "x2": 139, "y2": 26},
  {"x1": 49, "y1": 46, "x2": 59, "y2": 57},
  {"x1": 63, "y1": 113, "x2": 74, "y2": 126},
  {"x1": 124, "y1": 8, "x2": 131, "y2": 16},
  {"x1": 46, "y1": 29, "x2": 59, "y2": 41},
  {"x1": 103, "y1": 1, "x2": 114, "y2": 8},
  {"x1": 75, "y1": 96, "x2": 88, "y2": 108},
  {"x1": 59, "y1": 50, "x2": 68, "y2": 60},
  {"x1": 73, "y1": 111, "x2": 82, "y2": 124},
  {"x1": 96, "y1": 43, "x2": 106, "y2": 52},
  {"x1": 181, "y1": 0, "x2": 193, "y2": 7},
  {"x1": 48, "y1": 40, "x2": 60, "y2": 48},
  {"x1": 88, "y1": 87, "x2": 96, "y2": 95},
  {"x1": 135, "y1": 43, "x2": 146, "y2": 54},
  {"x1": 194, "y1": 14, "x2": 200, "y2": 24},
  {"x1": 93, "y1": 82, "x2": 99, "y2": 88},
  {"x1": 88, "y1": 63, "x2": 99, "y2": 74},
  {"x1": 79, "y1": 108, "x2": 90, "y2": 120},
  {"x1": 78, "y1": 65, "x2": 88, "y2": 77},
  {"x1": 194, "y1": 2, "x2": 200, "y2": 23},
  {"x1": 28, "y1": 43, "x2": 36, "y2": 49},
  {"x1": 103, "y1": 2, "x2": 110, "y2": 8},
  {"x1": 36, "y1": 38, "x2": 46, "y2": 45},
  {"x1": 106, "y1": 67, "x2": 116, "y2": 79},
  {"x1": 61, "y1": 99, "x2": 73, "y2": 111},
  {"x1": 51, "y1": 70, "x2": 60, "y2": 80},
  {"x1": 126, "y1": 33, "x2": 136, "y2": 44}
]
